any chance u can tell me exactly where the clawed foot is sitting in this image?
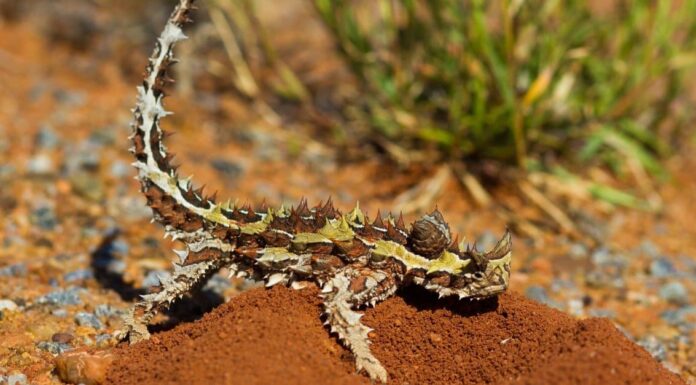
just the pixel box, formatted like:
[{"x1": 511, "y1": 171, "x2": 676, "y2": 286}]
[
  {"x1": 356, "y1": 356, "x2": 388, "y2": 383},
  {"x1": 117, "y1": 306, "x2": 151, "y2": 344}
]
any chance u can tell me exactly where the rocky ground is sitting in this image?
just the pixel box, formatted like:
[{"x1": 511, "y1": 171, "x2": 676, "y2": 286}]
[{"x1": 1, "y1": 4, "x2": 695, "y2": 385}]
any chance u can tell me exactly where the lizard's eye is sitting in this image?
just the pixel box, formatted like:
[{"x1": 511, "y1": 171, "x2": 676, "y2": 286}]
[{"x1": 473, "y1": 271, "x2": 484, "y2": 280}]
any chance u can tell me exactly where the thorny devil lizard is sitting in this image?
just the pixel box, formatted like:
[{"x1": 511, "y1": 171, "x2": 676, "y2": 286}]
[{"x1": 120, "y1": 0, "x2": 512, "y2": 382}]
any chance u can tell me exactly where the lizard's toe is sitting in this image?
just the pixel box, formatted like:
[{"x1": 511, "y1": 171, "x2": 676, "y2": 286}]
[{"x1": 356, "y1": 357, "x2": 388, "y2": 383}]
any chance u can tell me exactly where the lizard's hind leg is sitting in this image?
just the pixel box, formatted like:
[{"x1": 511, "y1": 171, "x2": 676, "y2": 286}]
[
  {"x1": 122, "y1": 259, "x2": 224, "y2": 343},
  {"x1": 321, "y1": 266, "x2": 397, "y2": 383}
]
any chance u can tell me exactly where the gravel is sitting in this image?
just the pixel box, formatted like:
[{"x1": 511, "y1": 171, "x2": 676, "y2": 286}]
[
  {"x1": 37, "y1": 340, "x2": 72, "y2": 354},
  {"x1": 0, "y1": 263, "x2": 27, "y2": 277},
  {"x1": 75, "y1": 312, "x2": 103, "y2": 330},
  {"x1": 650, "y1": 258, "x2": 677, "y2": 278},
  {"x1": 37, "y1": 287, "x2": 84, "y2": 306},
  {"x1": 64, "y1": 269, "x2": 94, "y2": 282},
  {"x1": 30, "y1": 206, "x2": 58, "y2": 230},
  {"x1": 659, "y1": 282, "x2": 689, "y2": 305},
  {"x1": 638, "y1": 335, "x2": 668, "y2": 361},
  {"x1": 1, "y1": 373, "x2": 28, "y2": 385},
  {"x1": 0, "y1": 299, "x2": 19, "y2": 312}
]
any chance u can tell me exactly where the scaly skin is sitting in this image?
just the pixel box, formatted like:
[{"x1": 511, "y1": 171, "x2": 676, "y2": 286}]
[{"x1": 121, "y1": 1, "x2": 512, "y2": 382}]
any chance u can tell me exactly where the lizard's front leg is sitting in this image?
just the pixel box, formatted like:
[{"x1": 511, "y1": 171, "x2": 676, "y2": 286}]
[
  {"x1": 321, "y1": 266, "x2": 398, "y2": 383},
  {"x1": 121, "y1": 258, "x2": 224, "y2": 343}
]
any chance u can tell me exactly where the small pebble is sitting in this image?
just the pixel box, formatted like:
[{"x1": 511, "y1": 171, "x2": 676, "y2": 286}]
[
  {"x1": 38, "y1": 287, "x2": 84, "y2": 306},
  {"x1": 75, "y1": 312, "x2": 103, "y2": 330},
  {"x1": 26, "y1": 153, "x2": 55, "y2": 175},
  {"x1": 659, "y1": 282, "x2": 689, "y2": 305},
  {"x1": 638, "y1": 335, "x2": 667, "y2": 361},
  {"x1": 210, "y1": 158, "x2": 243, "y2": 179},
  {"x1": 588, "y1": 308, "x2": 617, "y2": 319},
  {"x1": 64, "y1": 269, "x2": 94, "y2": 282},
  {"x1": 37, "y1": 340, "x2": 72, "y2": 354},
  {"x1": 35, "y1": 125, "x2": 60, "y2": 149},
  {"x1": 0, "y1": 263, "x2": 27, "y2": 277},
  {"x1": 55, "y1": 349, "x2": 115, "y2": 385},
  {"x1": 52, "y1": 308, "x2": 69, "y2": 318},
  {"x1": 6, "y1": 373, "x2": 28, "y2": 385},
  {"x1": 660, "y1": 306, "x2": 696, "y2": 326},
  {"x1": 52, "y1": 332, "x2": 75, "y2": 344},
  {"x1": 525, "y1": 285, "x2": 549, "y2": 304},
  {"x1": 95, "y1": 333, "x2": 112, "y2": 346},
  {"x1": 568, "y1": 243, "x2": 588, "y2": 258},
  {"x1": 30, "y1": 206, "x2": 58, "y2": 230},
  {"x1": 638, "y1": 240, "x2": 661, "y2": 259},
  {"x1": 203, "y1": 275, "x2": 233, "y2": 297},
  {"x1": 0, "y1": 299, "x2": 19, "y2": 312},
  {"x1": 69, "y1": 172, "x2": 104, "y2": 201},
  {"x1": 650, "y1": 258, "x2": 677, "y2": 278},
  {"x1": 94, "y1": 304, "x2": 121, "y2": 318},
  {"x1": 110, "y1": 160, "x2": 130, "y2": 178}
]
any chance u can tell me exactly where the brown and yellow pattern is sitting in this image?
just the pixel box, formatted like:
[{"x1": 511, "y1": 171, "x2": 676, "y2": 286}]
[{"x1": 121, "y1": 1, "x2": 512, "y2": 383}]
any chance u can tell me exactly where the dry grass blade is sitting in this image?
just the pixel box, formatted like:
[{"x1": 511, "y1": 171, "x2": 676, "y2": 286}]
[
  {"x1": 517, "y1": 179, "x2": 579, "y2": 236},
  {"x1": 208, "y1": 7, "x2": 259, "y2": 98},
  {"x1": 451, "y1": 164, "x2": 492, "y2": 208},
  {"x1": 393, "y1": 165, "x2": 451, "y2": 214}
]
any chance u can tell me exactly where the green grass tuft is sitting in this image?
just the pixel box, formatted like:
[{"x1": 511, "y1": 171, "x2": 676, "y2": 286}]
[{"x1": 314, "y1": 0, "x2": 696, "y2": 177}]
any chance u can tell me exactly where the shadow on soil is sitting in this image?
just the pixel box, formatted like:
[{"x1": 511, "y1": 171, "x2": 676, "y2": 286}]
[
  {"x1": 90, "y1": 229, "x2": 224, "y2": 333},
  {"x1": 397, "y1": 285, "x2": 499, "y2": 317}
]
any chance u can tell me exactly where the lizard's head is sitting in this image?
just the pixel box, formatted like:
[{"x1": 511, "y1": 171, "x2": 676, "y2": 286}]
[{"x1": 404, "y1": 211, "x2": 512, "y2": 300}]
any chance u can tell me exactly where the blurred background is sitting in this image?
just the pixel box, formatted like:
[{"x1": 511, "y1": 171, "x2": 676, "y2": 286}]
[{"x1": 0, "y1": 0, "x2": 695, "y2": 383}]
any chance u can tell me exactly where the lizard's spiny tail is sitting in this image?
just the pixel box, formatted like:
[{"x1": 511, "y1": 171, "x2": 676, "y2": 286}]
[{"x1": 129, "y1": 0, "x2": 240, "y2": 245}]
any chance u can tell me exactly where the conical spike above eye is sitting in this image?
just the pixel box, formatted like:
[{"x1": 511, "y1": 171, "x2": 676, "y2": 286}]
[{"x1": 485, "y1": 229, "x2": 512, "y2": 260}]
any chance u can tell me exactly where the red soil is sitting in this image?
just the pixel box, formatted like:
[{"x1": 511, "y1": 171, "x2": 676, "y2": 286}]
[{"x1": 106, "y1": 286, "x2": 685, "y2": 385}]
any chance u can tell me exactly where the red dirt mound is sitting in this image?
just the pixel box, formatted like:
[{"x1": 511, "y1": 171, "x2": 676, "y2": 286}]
[{"x1": 106, "y1": 286, "x2": 685, "y2": 385}]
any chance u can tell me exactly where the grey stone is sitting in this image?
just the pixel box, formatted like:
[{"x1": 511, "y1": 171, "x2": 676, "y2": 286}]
[
  {"x1": 95, "y1": 333, "x2": 112, "y2": 344},
  {"x1": 638, "y1": 240, "x2": 661, "y2": 259},
  {"x1": 0, "y1": 299, "x2": 18, "y2": 312},
  {"x1": 650, "y1": 258, "x2": 676, "y2": 278},
  {"x1": 35, "y1": 125, "x2": 60, "y2": 149},
  {"x1": 525, "y1": 285, "x2": 549, "y2": 304},
  {"x1": 30, "y1": 206, "x2": 58, "y2": 230},
  {"x1": 0, "y1": 263, "x2": 27, "y2": 277},
  {"x1": 94, "y1": 304, "x2": 122, "y2": 318},
  {"x1": 6, "y1": 373, "x2": 28, "y2": 385},
  {"x1": 210, "y1": 158, "x2": 243, "y2": 180},
  {"x1": 568, "y1": 243, "x2": 588, "y2": 258},
  {"x1": 0, "y1": 164, "x2": 16, "y2": 178},
  {"x1": 88, "y1": 128, "x2": 116, "y2": 146},
  {"x1": 659, "y1": 282, "x2": 689, "y2": 305},
  {"x1": 588, "y1": 308, "x2": 617, "y2": 319},
  {"x1": 53, "y1": 89, "x2": 86, "y2": 106},
  {"x1": 203, "y1": 275, "x2": 232, "y2": 297},
  {"x1": 64, "y1": 269, "x2": 93, "y2": 282},
  {"x1": 36, "y1": 340, "x2": 71, "y2": 354},
  {"x1": 51, "y1": 308, "x2": 68, "y2": 318},
  {"x1": 110, "y1": 161, "x2": 130, "y2": 178},
  {"x1": 26, "y1": 153, "x2": 55, "y2": 175},
  {"x1": 638, "y1": 335, "x2": 667, "y2": 361},
  {"x1": 69, "y1": 172, "x2": 104, "y2": 201},
  {"x1": 74, "y1": 312, "x2": 102, "y2": 330},
  {"x1": 660, "y1": 306, "x2": 696, "y2": 327},
  {"x1": 38, "y1": 287, "x2": 84, "y2": 306}
]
